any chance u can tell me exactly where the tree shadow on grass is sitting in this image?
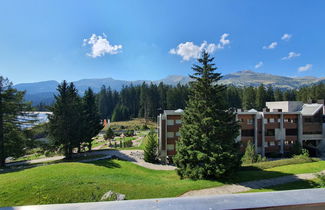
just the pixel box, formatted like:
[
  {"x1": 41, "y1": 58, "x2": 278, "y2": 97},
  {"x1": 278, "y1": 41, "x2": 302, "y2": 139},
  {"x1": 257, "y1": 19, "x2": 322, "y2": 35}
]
[
  {"x1": 217, "y1": 166, "x2": 302, "y2": 191},
  {"x1": 83, "y1": 158, "x2": 121, "y2": 169}
]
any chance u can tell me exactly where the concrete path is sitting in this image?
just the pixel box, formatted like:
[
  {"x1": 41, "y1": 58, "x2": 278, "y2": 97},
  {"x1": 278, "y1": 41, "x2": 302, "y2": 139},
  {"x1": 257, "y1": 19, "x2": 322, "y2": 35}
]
[
  {"x1": 6, "y1": 155, "x2": 65, "y2": 167},
  {"x1": 180, "y1": 170, "x2": 325, "y2": 197},
  {"x1": 5, "y1": 149, "x2": 176, "y2": 171}
]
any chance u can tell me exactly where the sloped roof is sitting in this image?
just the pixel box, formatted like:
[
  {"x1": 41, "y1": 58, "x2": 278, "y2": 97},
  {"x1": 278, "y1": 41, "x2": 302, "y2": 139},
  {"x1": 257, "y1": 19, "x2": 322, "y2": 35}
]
[
  {"x1": 248, "y1": 109, "x2": 258, "y2": 112},
  {"x1": 300, "y1": 104, "x2": 323, "y2": 116}
]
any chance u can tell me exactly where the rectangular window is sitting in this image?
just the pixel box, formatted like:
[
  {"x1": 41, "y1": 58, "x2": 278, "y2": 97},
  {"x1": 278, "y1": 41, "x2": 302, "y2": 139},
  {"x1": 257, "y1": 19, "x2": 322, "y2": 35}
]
[
  {"x1": 176, "y1": 132, "x2": 180, "y2": 137},
  {"x1": 265, "y1": 129, "x2": 275, "y2": 136},
  {"x1": 286, "y1": 129, "x2": 298, "y2": 136},
  {"x1": 269, "y1": 118, "x2": 275, "y2": 123},
  {"x1": 175, "y1": 119, "x2": 182, "y2": 124},
  {"x1": 269, "y1": 141, "x2": 275, "y2": 146},
  {"x1": 264, "y1": 119, "x2": 268, "y2": 124},
  {"x1": 167, "y1": 132, "x2": 174, "y2": 138},
  {"x1": 167, "y1": 120, "x2": 174, "y2": 125},
  {"x1": 241, "y1": 129, "x2": 255, "y2": 137},
  {"x1": 167, "y1": 144, "x2": 175, "y2": 151},
  {"x1": 247, "y1": 119, "x2": 254, "y2": 125}
]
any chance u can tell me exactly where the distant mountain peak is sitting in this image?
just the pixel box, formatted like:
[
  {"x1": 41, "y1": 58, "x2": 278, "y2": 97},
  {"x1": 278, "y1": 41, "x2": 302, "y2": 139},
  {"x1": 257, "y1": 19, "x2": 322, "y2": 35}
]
[{"x1": 13, "y1": 70, "x2": 325, "y2": 105}]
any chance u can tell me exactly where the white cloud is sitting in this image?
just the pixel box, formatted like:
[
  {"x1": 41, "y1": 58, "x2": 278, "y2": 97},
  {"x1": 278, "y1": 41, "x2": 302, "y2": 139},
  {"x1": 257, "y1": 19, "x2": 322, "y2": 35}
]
[
  {"x1": 281, "y1": 33, "x2": 292, "y2": 41},
  {"x1": 282, "y1": 52, "x2": 301, "y2": 60},
  {"x1": 83, "y1": 34, "x2": 122, "y2": 58},
  {"x1": 217, "y1": 33, "x2": 230, "y2": 49},
  {"x1": 263, "y1": 42, "x2": 278, "y2": 49},
  {"x1": 298, "y1": 64, "x2": 312, "y2": 72},
  {"x1": 255, "y1": 61, "x2": 263, "y2": 69},
  {"x1": 169, "y1": 33, "x2": 230, "y2": 61}
]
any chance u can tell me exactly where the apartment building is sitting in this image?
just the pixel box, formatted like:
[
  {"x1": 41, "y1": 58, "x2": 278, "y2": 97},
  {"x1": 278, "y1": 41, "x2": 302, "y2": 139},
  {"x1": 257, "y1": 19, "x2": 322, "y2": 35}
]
[{"x1": 157, "y1": 101, "x2": 325, "y2": 161}]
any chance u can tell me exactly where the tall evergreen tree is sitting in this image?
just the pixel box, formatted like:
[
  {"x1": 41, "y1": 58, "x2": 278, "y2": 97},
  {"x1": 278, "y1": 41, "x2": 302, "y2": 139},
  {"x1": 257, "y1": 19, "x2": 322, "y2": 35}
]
[
  {"x1": 82, "y1": 88, "x2": 103, "y2": 151},
  {"x1": 48, "y1": 81, "x2": 81, "y2": 159},
  {"x1": 266, "y1": 85, "x2": 275, "y2": 102},
  {"x1": 0, "y1": 76, "x2": 28, "y2": 167},
  {"x1": 255, "y1": 84, "x2": 267, "y2": 110},
  {"x1": 242, "y1": 86, "x2": 256, "y2": 110},
  {"x1": 274, "y1": 88, "x2": 284, "y2": 101},
  {"x1": 174, "y1": 52, "x2": 241, "y2": 179}
]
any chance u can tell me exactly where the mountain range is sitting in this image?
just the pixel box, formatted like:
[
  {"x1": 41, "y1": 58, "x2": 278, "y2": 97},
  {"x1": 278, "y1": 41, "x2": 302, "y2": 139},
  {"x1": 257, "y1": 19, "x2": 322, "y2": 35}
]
[{"x1": 14, "y1": 70, "x2": 325, "y2": 105}]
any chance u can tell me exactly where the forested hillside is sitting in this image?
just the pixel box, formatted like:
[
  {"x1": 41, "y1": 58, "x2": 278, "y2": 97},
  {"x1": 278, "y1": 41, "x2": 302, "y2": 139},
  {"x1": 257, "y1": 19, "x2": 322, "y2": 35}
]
[{"x1": 94, "y1": 82, "x2": 325, "y2": 121}]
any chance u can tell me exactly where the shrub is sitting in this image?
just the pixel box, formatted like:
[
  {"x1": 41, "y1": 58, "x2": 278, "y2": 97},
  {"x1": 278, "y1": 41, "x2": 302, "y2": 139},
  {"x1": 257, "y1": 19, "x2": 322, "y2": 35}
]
[
  {"x1": 144, "y1": 130, "x2": 158, "y2": 163},
  {"x1": 104, "y1": 127, "x2": 115, "y2": 140},
  {"x1": 293, "y1": 148, "x2": 310, "y2": 159},
  {"x1": 125, "y1": 129, "x2": 134, "y2": 137},
  {"x1": 316, "y1": 173, "x2": 325, "y2": 188},
  {"x1": 141, "y1": 124, "x2": 149, "y2": 130},
  {"x1": 242, "y1": 141, "x2": 266, "y2": 164}
]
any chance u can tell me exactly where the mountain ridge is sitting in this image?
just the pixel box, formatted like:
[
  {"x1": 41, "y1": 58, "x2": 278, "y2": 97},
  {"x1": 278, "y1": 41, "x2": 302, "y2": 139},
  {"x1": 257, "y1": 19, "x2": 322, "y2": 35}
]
[{"x1": 13, "y1": 70, "x2": 325, "y2": 105}]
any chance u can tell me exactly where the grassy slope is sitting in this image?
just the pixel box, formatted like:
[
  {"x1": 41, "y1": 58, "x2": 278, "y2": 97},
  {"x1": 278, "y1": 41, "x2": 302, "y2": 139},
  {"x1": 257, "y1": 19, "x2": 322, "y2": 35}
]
[
  {"x1": 1, "y1": 160, "x2": 325, "y2": 207},
  {"x1": 0, "y1": 160, "x2": 223, "y2": 207}
]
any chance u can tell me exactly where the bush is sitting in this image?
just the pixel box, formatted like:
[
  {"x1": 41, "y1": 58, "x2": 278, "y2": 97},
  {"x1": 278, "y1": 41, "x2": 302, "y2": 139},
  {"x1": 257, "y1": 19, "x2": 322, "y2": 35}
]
[
  {"x1": 141, "y1": 124, "x2": 149, "y2": 130},
  {"x1": 144, "y1": 130, "x2": 158, "y2": 163},
  {"x1": 125, "y1": 130, "x2": 134, "y2": 137},
  {"x1": 104, "y1": 127, "x2": 115, "y2": 140},
  {"x1": 293, "y1": 148, "x2": 310, "y2": 159},
  {"x1": 316, "y1": 173, "x2": 325, "y2": 188},
  {"x1": 241, "y1": 141, "x2": 266, "y2": 164}
]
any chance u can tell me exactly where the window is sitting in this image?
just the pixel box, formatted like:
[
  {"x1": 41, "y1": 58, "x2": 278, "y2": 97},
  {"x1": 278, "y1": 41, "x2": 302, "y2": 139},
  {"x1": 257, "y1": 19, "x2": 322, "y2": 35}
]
[
  {"x1": 241, "y1": 129, "x2": 254, "y2": 137},
  {"x1": 263, "y1": 119, "x2": 268, "y2": 124},
  {"x1": 167, "y1": 144, "x2": 175, "y2": 151},
  {"x1": 167, "y1": 132, "x2": 174, "y2": 138},
  {"x1": 277, "y1": 118, "x2": 281, "y2": 123},
  {"x1": 269, "y1": 118, "x2": 275, "y2": 123},
  {"x1": 167, "y1": 120, "x2": 174, "y2": 125},
  {"x1": 286, "y1": 129, "x2": 298, "y2": 136},
  {"x1": 175, "y1": 119, "x2": 182, "y2": 124},
  {"x1": 247, "y1": 119, "x2": 254, "y2": 125},
  {"x1": 265, "y1": 129, "x2": 275, "y2": 136},
  {"x1": 269, "y1": 141, "x2": 275, "y2": 146},
  {"x1": 175, "y1": 132, "x2": 180, "y2": 137}
]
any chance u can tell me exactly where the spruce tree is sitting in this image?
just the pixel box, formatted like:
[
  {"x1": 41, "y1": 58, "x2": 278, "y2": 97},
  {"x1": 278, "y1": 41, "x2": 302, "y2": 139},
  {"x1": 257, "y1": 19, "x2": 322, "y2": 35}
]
[
  {"x1": 256, "y1": 84, "x2": 266, "y2": 110},
  {"x1": 82, "y1": 88, "x2": 103, "y2": 151},
  {"x1": 173, "y1": 51, "x2": 241, "y2": 179},
  {"x1": 48, "y1": 81, "x2": 81, "y2": 159},
  {"x1": 144, "y1": 130, "x2": 158, "y2": 163},
  {"x1": 0, "y1": 76, "x2": 28, "y2": 167}
]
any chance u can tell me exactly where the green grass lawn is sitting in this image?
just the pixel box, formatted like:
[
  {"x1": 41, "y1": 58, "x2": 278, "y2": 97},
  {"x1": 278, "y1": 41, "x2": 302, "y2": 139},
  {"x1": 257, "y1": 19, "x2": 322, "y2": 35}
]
[
  {"x1": 1, "y1": 159, "x2": 325, "y2": 207},
  {"x1": 0, "y1": 159, "x2": 223, "y2": 207}
]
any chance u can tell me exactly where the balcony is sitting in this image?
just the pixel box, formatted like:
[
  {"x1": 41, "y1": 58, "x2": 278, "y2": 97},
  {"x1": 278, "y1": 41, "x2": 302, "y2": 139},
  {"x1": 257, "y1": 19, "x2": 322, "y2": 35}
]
[
  {"x1": 265, "y1": 122, "x2": 280, "y2": 129},
  {"x1": 284, "y1": 122, "x2": 298, "y2": 129}
]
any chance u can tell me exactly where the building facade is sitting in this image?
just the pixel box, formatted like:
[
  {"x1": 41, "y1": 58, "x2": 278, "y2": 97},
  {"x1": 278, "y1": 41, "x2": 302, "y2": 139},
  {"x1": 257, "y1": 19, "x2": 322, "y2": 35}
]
[{"x1": 157, "y1": 101, "x2": 325, "y2": 161}]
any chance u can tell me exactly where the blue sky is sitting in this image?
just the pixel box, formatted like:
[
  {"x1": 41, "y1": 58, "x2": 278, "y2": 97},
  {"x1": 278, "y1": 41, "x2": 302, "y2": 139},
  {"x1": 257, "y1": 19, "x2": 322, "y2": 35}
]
[{"x1": 1, "y1": 0, "x2": 325, "y2": 84}]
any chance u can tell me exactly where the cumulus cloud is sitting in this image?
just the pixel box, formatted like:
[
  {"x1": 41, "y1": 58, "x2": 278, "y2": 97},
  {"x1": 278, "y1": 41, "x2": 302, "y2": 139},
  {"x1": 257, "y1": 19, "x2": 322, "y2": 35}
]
[
  {"x1": 282, "y1": 52, "x2": 301, "y2": 60},
  {"x1": 169, "y1": 33, "x2": 230, "y2": 61},
  {"x1": 217, "y1": 33, "x2": 230, "y2": 49},
  {"x1": 281, "y1": 33, "x2": 292, "y2": 41},
  {"x1": 255, "y1": 61, "x2": 263, "y2": 69},
  {"x1": 298, "y1": 64, "x2": 312, "y2": 72},
  {"x1": 83, "y1": 34, "x2": 122, "y2": 58},
  {"x1": 263, "y1": 42, "x2": 278, "y2": 49}
]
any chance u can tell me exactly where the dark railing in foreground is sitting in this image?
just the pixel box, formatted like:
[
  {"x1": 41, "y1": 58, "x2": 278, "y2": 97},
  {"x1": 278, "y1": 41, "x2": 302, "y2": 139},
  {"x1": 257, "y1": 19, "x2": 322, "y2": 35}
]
[{"x1": 1, "y1": 188, "x2": 325, "y2": 210}]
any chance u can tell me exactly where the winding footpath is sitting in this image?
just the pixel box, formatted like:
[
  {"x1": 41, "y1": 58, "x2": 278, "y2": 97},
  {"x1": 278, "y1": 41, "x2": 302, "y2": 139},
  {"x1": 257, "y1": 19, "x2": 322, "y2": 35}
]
[{"x1": 180, "y1": 170, "x2": 325, "y2": 197}]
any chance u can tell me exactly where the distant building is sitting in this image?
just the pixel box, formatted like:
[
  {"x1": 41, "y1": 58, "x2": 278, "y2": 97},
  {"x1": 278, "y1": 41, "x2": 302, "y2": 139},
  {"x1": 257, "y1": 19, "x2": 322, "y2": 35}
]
[{"x1": 157, "y1": 101, "x2": 325, "y2": 161}]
